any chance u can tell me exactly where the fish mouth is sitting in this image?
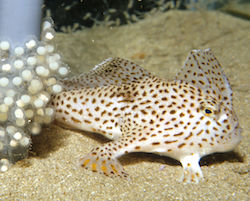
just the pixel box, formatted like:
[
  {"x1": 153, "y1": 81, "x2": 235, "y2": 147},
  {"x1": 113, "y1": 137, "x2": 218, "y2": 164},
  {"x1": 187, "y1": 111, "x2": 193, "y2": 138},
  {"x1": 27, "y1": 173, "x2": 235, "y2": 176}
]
[
  {"x1": 234, "y1": 123, "x2": 241, "y2": 133},
  {"x1": 215, "y1": 123, "x2": 242, "y2": 153},
  {"x1": 231, "y1": 123, "x2": 242, "y2": 146}
]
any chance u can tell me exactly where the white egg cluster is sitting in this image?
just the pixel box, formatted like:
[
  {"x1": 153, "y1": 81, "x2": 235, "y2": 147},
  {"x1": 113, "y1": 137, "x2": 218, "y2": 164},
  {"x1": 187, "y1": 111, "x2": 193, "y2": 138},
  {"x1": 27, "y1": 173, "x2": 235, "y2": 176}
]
[{"x1": 0, "y1": 19, "x2": 69, "y2": 172}]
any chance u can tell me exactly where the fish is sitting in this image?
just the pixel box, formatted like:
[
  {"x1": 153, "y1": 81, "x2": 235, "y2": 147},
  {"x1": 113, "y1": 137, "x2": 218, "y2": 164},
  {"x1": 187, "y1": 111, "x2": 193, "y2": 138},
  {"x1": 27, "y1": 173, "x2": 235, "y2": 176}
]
[{"x1": 51, "y1": 49, "x2": 242, "y2": 183}]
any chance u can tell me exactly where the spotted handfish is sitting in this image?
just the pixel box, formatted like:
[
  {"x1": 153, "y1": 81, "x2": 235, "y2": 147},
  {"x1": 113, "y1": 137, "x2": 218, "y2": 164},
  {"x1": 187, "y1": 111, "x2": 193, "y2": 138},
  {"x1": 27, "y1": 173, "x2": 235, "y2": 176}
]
[{"x1": 51, "y1": 49, "x2": 241, "y2": 183}]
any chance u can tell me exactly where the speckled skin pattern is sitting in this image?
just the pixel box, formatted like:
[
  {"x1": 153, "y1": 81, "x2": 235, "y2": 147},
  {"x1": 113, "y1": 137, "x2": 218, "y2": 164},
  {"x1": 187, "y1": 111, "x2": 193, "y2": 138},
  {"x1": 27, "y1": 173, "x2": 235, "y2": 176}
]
[{"x1": 51, "y1": 49, "x2": 242, "y2": 183}]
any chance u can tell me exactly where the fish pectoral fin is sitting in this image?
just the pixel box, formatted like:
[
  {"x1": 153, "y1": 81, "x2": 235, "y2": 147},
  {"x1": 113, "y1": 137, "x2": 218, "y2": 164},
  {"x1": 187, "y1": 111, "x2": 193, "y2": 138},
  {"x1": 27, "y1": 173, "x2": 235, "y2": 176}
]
[
  {"x1": 79, "y1": 145, "x2": 128, "y2": 178},
  {"x1": 180, "y1": 154, "x2": 204, "y2": 184}
]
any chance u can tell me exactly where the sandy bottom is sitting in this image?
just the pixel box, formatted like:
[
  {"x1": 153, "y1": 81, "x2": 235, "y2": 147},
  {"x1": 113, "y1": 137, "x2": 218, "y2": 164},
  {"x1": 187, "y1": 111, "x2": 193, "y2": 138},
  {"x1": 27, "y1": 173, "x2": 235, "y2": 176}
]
[{"x1": 0, "y1": 11, "x2": 249, "y2": 200}]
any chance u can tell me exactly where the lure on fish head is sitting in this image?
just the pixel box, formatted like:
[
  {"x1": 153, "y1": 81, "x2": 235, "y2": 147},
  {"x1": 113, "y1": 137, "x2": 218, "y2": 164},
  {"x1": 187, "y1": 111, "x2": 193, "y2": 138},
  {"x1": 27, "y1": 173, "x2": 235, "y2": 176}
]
[{"x1": 175, "y1": 49, "x2": 242, "y2": 157}]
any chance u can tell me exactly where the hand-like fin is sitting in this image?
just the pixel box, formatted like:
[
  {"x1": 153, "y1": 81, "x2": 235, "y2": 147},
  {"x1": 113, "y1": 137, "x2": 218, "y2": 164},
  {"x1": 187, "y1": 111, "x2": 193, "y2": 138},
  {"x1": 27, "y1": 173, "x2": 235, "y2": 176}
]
[
  {"x1": 180, "y1": 154, "x2": 204, "y2": 184},
  {"x1": 79, "y1": 120, "x2": 155, "y2": 177},
  {"x1": 79, "y1": 144, "x2": 128, "y2": 178}
]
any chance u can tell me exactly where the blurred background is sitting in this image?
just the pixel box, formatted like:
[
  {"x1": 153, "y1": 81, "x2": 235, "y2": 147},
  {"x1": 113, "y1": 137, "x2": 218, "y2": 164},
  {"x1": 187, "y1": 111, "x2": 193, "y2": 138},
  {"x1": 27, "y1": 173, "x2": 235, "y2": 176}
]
[{"x1": 43, "y1": 0, "x2": 250, "y2": 32}]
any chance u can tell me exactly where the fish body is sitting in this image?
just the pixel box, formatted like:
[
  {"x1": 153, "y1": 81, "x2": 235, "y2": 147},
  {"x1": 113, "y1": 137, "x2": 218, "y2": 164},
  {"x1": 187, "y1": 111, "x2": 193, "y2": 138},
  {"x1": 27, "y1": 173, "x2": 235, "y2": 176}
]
[{"x1": 51, "y1": 49, "x2": 241, "y2": 183}]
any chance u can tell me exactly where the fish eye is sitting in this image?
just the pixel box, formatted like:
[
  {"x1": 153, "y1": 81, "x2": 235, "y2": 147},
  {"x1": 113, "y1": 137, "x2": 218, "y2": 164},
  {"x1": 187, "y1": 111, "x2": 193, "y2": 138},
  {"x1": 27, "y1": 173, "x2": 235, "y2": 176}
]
[
  {"x1": 200, "y1": 101, "x2": 217, "y2": 117},
  {"x1": 203, "y1": 107, "x2": 214, "y2": 117},
  {"x1": 205, "y1": 108, "x2": 212, "y2": 114},
  {"x1": 200, "y1": 100, "x2": 220, "y2": 119}
]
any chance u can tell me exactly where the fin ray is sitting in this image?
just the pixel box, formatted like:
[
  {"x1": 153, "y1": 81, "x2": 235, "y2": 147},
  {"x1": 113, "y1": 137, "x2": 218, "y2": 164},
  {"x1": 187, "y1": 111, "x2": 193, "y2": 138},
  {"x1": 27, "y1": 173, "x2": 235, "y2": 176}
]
[
  {"x1": 176, "y1": 49, "x2": 233, "y2": 108},
  {"x1": 62, "y1": 57, "x2": 154, "y2": 90},
  {"x1": 80, "y1": 146, "x2": 128, "y2": 177}
]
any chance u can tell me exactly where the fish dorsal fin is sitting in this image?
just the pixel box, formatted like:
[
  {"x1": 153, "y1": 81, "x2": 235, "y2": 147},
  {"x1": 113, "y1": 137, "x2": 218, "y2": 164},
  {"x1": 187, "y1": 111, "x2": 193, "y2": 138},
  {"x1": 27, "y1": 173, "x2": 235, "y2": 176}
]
[
  {"x1": 175, "y1": 49, "x2": 233, "y2": 108},
  {"x1": 62, "y1": 57, "x2": 154, "y2": 90}
]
